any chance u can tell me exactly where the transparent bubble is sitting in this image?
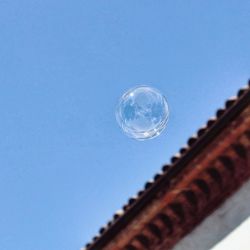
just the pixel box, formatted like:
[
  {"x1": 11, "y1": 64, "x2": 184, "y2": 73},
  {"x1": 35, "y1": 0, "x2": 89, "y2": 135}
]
[{"x1": 116, "y1": 85, "x2": 169, "y2": 140}]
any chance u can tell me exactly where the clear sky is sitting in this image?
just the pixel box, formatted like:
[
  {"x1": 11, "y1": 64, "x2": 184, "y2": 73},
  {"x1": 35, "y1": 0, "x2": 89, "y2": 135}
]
[{"x1": 0, "y1": 1, "x2": 249, "y2": 250}]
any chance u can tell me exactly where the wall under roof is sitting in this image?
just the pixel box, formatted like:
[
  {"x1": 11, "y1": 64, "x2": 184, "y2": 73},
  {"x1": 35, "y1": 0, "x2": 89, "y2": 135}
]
[{"x1": 173, "y1": 178, "x2": 250, "y2": 250}]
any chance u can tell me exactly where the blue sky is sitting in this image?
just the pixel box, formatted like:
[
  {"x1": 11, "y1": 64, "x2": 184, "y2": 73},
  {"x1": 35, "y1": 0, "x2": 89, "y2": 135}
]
[{"x1": 0, "y1": 1, "x2": 249, "y2": 250}]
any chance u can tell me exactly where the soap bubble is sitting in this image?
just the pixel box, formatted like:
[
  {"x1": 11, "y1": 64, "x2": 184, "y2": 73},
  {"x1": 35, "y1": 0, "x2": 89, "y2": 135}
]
[{"x1": 116, "y1": 85, "x2": 169, "y2": 140}]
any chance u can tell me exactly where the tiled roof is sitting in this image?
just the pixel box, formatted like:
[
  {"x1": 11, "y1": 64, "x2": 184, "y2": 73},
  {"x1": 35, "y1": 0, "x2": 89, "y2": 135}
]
[{"x1": 84, "y1": 80, "x2": 250, "y2": 250}]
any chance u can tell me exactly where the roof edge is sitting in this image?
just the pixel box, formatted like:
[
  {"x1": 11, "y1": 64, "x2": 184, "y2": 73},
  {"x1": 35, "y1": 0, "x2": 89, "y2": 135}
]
[{"x1": 85, "y1": 80, "x2": 250, "y2": 250}]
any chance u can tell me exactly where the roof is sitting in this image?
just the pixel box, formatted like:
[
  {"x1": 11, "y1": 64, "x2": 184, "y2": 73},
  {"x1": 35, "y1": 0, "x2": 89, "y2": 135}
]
[{"x1": 84, "y1": 80, "x2": 250, "y2": 250}]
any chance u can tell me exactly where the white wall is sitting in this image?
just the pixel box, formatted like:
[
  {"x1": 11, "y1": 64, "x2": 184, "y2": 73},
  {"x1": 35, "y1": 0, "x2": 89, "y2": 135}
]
[{"x1": 211, "y1": 216, "x2": 250, "y2": 250}]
